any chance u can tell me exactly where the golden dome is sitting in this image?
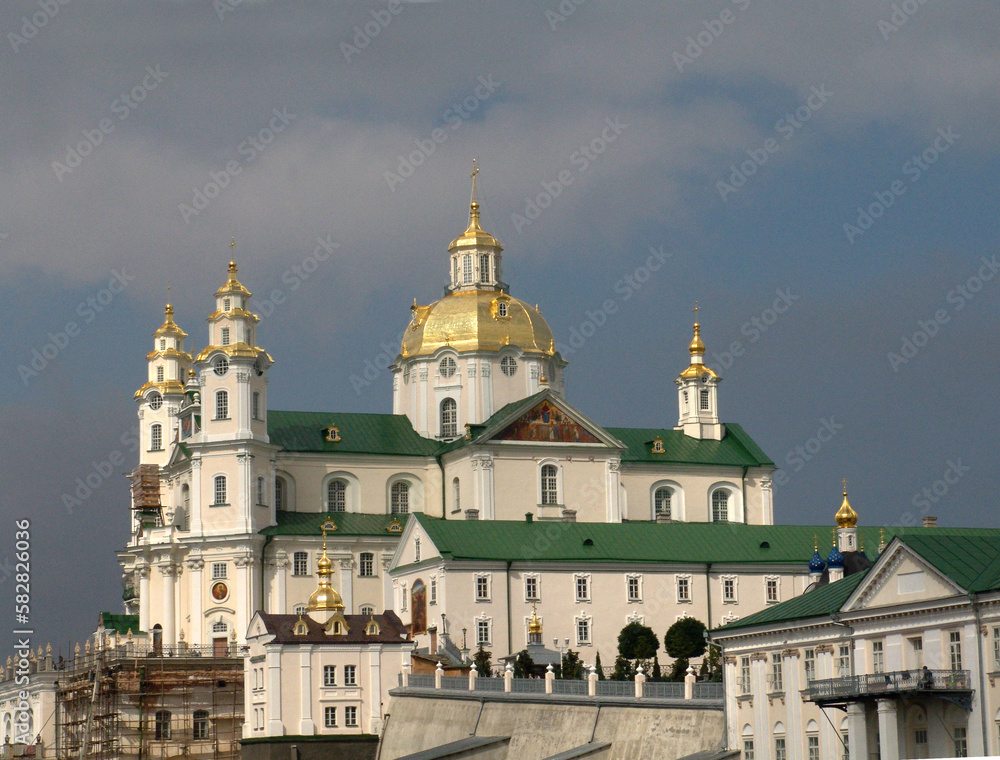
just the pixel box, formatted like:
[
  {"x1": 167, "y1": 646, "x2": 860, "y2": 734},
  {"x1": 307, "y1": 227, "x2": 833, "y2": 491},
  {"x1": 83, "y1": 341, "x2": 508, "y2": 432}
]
[
  {"x1": 306, "y1": 524, "x2": 344, "y2": 612},
  {"x1": 528, "y1": 606, "x2": 542, "y2": 635},
  {"x1": 678, "y1": 315, "x2": 719, "y2": 379},
  {"x1": 154, "y1": 303, "x2": 188, "y2": 339},
  {"x1": 689, "y1": 321, "x2": 705, "y2": 354},
  {"x1": 215, "y1": 260, "x2": 251, "y2": 298},
  {"x1": 835, "y1": 480, "x2": 858, "y2": 528},
  {"x1": 401, "y1": 290, "x2": 555, "y2": 358},
  {"x1": 448, "y1": 202, "x2": 502, "y2": 251}
]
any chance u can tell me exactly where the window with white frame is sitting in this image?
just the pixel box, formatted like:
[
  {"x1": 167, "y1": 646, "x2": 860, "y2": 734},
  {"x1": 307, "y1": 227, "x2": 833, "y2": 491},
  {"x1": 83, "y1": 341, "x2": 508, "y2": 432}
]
[
  {"x1": 950, "y1": 631, "x2": 963, "y2": 670},
  {"x1": 150, "y1": 423, "x2": 163, "y2": 452},
  {"x1": 525, "y1": 575, "x2": 539, "y2": 601},
  {"x1": 765, "y1": 576, "x2": 780, "y2": 603},
  {"x1": 344, "y1": 664, "x2": 357, "y2": 686},
  {"x1": 344, "y1": 706, "x2": 358, "y2": 728},
  {"x1": 838, "y1": 644, "x2": 852, "y2": 676},
  {"x1": 807, "y1": 735, "x2": 819, "y2": 760},
  {"x1": 275, "y1": 477, "x2": 286, "y2": 510},
  {"x1": 293, "y1": 604, "x2": 307, "y2": 615},
  {"x1": 430, "y1": 577, "x2": 437, "y2": 604},
  {"x1": 804, "y1": 648, "x2": 816, "y2": 682},
  {"x1": 540, "y1": 464, "x2": 559, "y2": 505},
  {"x1": 740, "y1": 657, "x2": 751, "y2": 694},
  {"x1": 324, "y1": 706, "x2": 337, "y2": 728},
  {"x1": 159, "y1": 339, "x2": 166, "y2": 351},
  {"x1": 462, "y1": 255, "x2": 472, "y2": 284},
  {"x1": 475, "y1": 573, "x2": 491, "y2": 602},
  {"x1": 223, "y1": 298, "x2": 231, "y2": 312},
  {"x1": 769, "y1": 653, "x2": 783, "y2": 693},
  {"x1": 627, "y1": 574, "x2": 642, "y2": 603},
  {"x1": 257, "y1": 476, "x2": 265, "y2": 505},
  {"x1": 700, "y1": 388, "x2": 710, "y2": 410},
  {"x1": 221, "y1": 327, "x2": 230, "y2": 346},
  {"x1": 476, "y1": 617, "x2": 492, "y2": 646},
  {"x1": 653, "y1": 486, "x2": 672, "y2": 519},
  {"x1": 440, "y1": 398, "x2": 458, "y2": 438},
  {"x1": 149, "y1": 392, "x2": 163, "y2": 410},
  {"x1": 954, "y1": 726, "x2": 967, "y2": 757},
  {"x1": 391, "y1": 481, "x2": 410, "y2": 514},
  {"x1": 213, "y1": 475, "x2": 227, "y2": 505},
  {"x1": 743, "y1": 740, "x2": 754, "y2": 760},
  {"x1": 479, "y1": 253, "x2": 491, "y2": 283},
  {"x1": 359, "y1": 552, "x2": 374, "y2": 577},
  {"x1": 327, "y1": 479, "x2": 347, "y2": 512},
  {"x1": 156, "y1": 365, "x2": 165, "y2": 383},
  {"x1": 214, "y1": 356, "x2": 228, "y2": 376},
  {"x1": 323, "y1": 665, "x2": 336, "y2": 686},
  {"x1": 215, "y1": 390, "x2": 229, "y2": 420},
  {"x1": 676, "y1": 574, "x2": 691, "y2": 603},
  {"x1": 574, "y1": 574, "x2": 591, "y2": 602},
  {"x1": 211, "y1": 562, "x2": 227, "y2": 580},
  {"x1": 252, "y1": 391, "x2": 260, "y2": 420},
  {"x1": 439, "y1": 356, "x2": 457, "y2": 378},
  {"x1": 711, "y1": 489, "x2": 729, "y2": 522},
  {"x1": 359, "y1": 604, "x2": 374, "y2": 616},
  {"x1": 774, "y1": 736, "x2": 786, "y2": 760},
  {"x1": 293, "y1": 551, "x2": 308, "y2": 576},
  {"x1": 910, "y1": 636, "x2": 924, "y2": 669},
  {"x1": 872, "y1": 640, "x2": 884, "y2": 674},
  {"x1": 722, "y1": 575, "x2": 737, "y2": 603},
  {"x1": 575, "y1": 614, "x2": 592, "y2": 645}
]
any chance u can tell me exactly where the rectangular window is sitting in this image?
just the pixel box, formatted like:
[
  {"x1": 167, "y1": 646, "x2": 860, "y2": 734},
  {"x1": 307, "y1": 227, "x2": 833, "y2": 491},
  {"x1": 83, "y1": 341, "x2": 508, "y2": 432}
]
[
  {"x1": 213, "y1": 476, "x2": 227, "y2": 505},
  {"x1": 479, "y1": 253, "x2": 491, "y2": 283},
  {"x1": 910, "y1": 637, "x2": 924, "y2": 669},
  {"x1": 743, "y1": 740, "x2": 754, "y2": 760},
  {"x1": 324, "y1": 706, "x2": 337, "y2": 728},
  {"x1": 993, "y1": 628, "x2": 1000, "y2": 669},
  {"x1": 915, "y1": 728, "x2": 927, "y2": 747},
  {"x1": 627, "y1": 575, "x2": 642, "y2": 602},
  {"x1": 740, "y1": 657, "x2": 751, "y2": 695},
  {"x1": 476, "y1": 574, "x2": 490, "y2": 601},
  {"x1": 211, "y1": 562, "x2": 227, "y2": 580},
  {"x1": 722, "y1": 576, "x2": 736, "y2": 602},
  {"x1": 323, "y1": 665, "x2": 336, "y2": 686},
  {"x1": 150, "y1": 424, "x2": 163, "y2": 452},
  {"x1": 700, "y1": 388, "x2": 710, "y2": 410},
  {"x1": 676, "y1": 576, "x2": 691, "y2": 603},
  {"x1": 430, "y1": 577, "x2": 437, "y2": 604},
  {"x1": 344, "y1": 706, "x2": 358, "y2": 728},
  {"x1": 954, "y1": 726, "x2": 967, "y2": 757},
  {"x1": 766, "y1": 577, "x2": 779, "y2": 603},
  {"x1": 293, "y1": 552, "x2": 308, "y2": 576},
  {"x1": 463, "y1": 255, "x2": 472, "y2": 283},
  {"x1": 804, "y1": 648, "x2": 816, "y2": 682},
  {"x1": 950, "y1": 631, "x2": 963, "y2": 670},
  {"x1": 774, "y1": 737, "x2": 786, "y2": 760},
  {"x1": 256, "y1": 477, "x2": 265, "y2": 505},
  {"x1": 841, "y1": 730, "x2": 850, "y2": 760},
  {"x1": 160, "y1": 339, "x2": 166, "y2": 351},
  {"x1": 838, "y1": 644, "x2": 852, "y2": 677},
  {"x1": 576, "y1": 617, "x2": 591, "y2": 644},
  {"x1": 221, "y1": 327, "x2": 230, "y2": 346},
  {"x1": 872, "y1": 640, "x2": 884, "y2": 674},
  {"x1": 769, "y1": 653, "x2": 783, "y2": 693},
  {"x1": 525, "y1": 576, "x2": 539, "y2": 601},
  {"x1": 477, "y1": 619, "x2": 490, "y2": 645},
  {"x1": 252, "y1": 392, "x2": 260, "y2": 420},
  {"x1": 807, "y1": 735, "x2": 819, "y2": 760},
  {"x1": 359, "y1": 552, "x2": 374, "y2": 577},
  {"x1": 215, "y1": 391, "x2": 228, "y2": 420},
  {"x1": 575, "y1": 575, "x2": 590, "y2": 602},
  {"x1": 344, "y1": 664, "x2": 357, "y2": 686},
  {"x1": 157, "y1": 366, "x2": 165, "y2": 382}
]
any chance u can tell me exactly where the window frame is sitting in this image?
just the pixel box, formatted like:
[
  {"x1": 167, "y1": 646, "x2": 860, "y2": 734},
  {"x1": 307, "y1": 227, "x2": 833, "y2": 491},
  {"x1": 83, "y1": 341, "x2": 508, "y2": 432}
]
[
  {"x1": 215, "y1": 389, "x2": 229, "y2": 420},
  {"x1": 154, "y1": 710, "x2": 172, "y2": 740},
  {"x1": 211, "y1": 562, "x2": 227, "y2": 580},
  {"x1": 574, "y1": 573, "x2": 591, "y2": 603},
  {"x1": 525, "y1": 574, "x2": 540, "y2": 602},
  {"x1": 324, "y1": 706, "x2": 337, "y2": 728},
  {"x1": 676, "y1": 574, "x2": 692, "y2": 603},
  {"x1": 150, "y1": 423, "x2": 163, "y2": 452},
  {"x1": 213, "y1": 475, "x2": 227, "y2": 506},
  {"x1": 327, "y1": 478, "x2": 348, "y2": 512},
  {"x1": 344, "y1": 664, "x2": 357, "y2": 686},
  {"x1": 722, "y1": 575, "x2": 738, "y2": 603},
  {"x1": 440, "y1": 397, "x2": 458, "y2": 438},
  {"x1": 344, "y1": 706, "x2": 358, "y2": 728},
  {"x1": 626, "y1": 574, "x2": 642, "y2": 603},
  {"x1": 293, "y1": 551, "x2": 309, "y2": 577},
  {"x1": 540, "y1": 462, "x2": 560, "y2": 506},
  {"x1": 193, "y1": 710, "x2": 209, "y2": 741},
  {"x1": 323, "y1": 665, "x2": 336, "y2": 687},
  {"x1": 711, "y1": 488, "x2": 729, "y2": 522},
  {"x1": 390, "y1": 480, "x2": 410, "y2": 514},
  {"x1": 475, "y1": 573, "x2": 491, "y2": 602},
  {"x1": 359, "y1": 552, "x2": 375, "y2": 577}
]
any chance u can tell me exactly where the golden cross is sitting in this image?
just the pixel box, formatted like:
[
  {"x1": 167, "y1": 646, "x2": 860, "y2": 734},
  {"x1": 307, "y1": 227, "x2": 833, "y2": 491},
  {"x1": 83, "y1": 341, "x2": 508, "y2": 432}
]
[
  {"x1": 693, "y1": 301, "x2": 699, "y2": 317},
  {"x1": 842, "y1": 477, "x2": 848, "y2": 493},
  {"x1": 230, "y1": 237, "x2": 236, "y2": 251},
  {"x1": 471, "y1": 158, "x2": 479, "y2": 180}
]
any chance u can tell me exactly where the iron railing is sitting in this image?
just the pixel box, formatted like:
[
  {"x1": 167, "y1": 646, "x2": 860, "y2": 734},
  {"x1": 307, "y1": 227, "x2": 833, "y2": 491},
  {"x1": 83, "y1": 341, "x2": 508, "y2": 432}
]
[{"x1": 805, "y1": 669, "x2": 971, "y2": 702}]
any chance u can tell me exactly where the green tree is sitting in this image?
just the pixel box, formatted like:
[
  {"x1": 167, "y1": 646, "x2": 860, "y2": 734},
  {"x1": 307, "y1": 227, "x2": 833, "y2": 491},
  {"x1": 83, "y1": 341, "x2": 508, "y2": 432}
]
[
  {"x1": 664, "y1": 617, "x2": 707, "y2": 682},
  {"x1": 612, "y1": 654, "x2": 634, "y2": 681},
  {"x1": 513, "y1": 649, "x2": 535, "y2": 678},
  {"x1": 560, "y1": 649, "x2": 584, "y2": 680},
  {"x1": 700, "y1": 645, "x2": 722, "y2": 681},
  {"x1": 473, "y1": 645, "x2": 492, "y2": 676},
  {"x1": 651, "y1": 653, "x2": 662, "y2": 681},
  {"x1": 595, "y1": 651, "x2": 605, "y2": 680},
  {"x1": 617, "y1": 622, "x2": 660, "y2": 661}
]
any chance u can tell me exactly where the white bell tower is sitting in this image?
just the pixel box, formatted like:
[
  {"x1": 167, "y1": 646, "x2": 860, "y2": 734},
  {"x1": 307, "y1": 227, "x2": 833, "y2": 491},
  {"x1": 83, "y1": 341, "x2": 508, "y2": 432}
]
[{"x1": 675, "y1": 305, "x2": 724, "y2": 440}]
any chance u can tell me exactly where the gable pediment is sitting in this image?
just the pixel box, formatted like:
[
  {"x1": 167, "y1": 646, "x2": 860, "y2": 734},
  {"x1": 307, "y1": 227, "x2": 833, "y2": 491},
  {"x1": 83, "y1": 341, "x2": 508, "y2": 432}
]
[
  {"x1": 845, "y1": 542, "x2": 966, "y2": 612},
  {"x1": 492, "y1": 398, "x2": 603, "y2": 444}
]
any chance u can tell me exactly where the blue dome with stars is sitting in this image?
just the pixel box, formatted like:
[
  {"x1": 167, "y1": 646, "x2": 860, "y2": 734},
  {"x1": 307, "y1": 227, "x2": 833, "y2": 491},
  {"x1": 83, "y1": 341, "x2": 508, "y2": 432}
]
[
  {"x1": 808, "y1": 549, "x2": 826, "y2": 573},
  {"x1": 826, "y1": 545, "x2": 844, "y2": 568}
]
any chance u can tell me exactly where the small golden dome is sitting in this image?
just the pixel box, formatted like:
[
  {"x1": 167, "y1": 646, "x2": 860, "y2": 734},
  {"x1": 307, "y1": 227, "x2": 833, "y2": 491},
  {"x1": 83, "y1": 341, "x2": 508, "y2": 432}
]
[
  {"x1": 306, "y1": 523, "x2": 344, "y2": 612},
  {"x1": 689, "y1": 322, "x2": 705, "y2": 354},
  {"x1": 528, "y1": 607, "x2": 542, "y2": 635},
  {"x1": 154, "y1": 303, "x2": 188, "y2": 339},
  {"x1": 448, "y1": 202, "x2": 503, "y2": 251},
  {"x1": 835, "y1": 480, "x2": 858, "y2": 528},
  {"x1": 215, "y1": 259, "x2": 251, "y2": 298}
]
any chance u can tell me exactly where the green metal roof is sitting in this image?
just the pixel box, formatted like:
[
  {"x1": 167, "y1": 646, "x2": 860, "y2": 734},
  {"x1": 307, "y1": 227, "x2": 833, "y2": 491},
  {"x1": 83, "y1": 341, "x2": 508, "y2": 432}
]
[
  {"x1": 897, "y1": 534, "x2": 1000, "y2": 593},
  {"x1": 261, "y1": 510, "x2": 407, "y2": 537},
  {"x1": 98, "y1": 612, "x2": 141, "y2": 635},
  {"x1": 268, "y1": 410, "x2": 440, "y2": 457},
  {"x1": 606, "y1": 424, "x2": 774, "y2": 467},
  {"x1": 714, "y1": 572, "x2": 868, "y2": 633}
]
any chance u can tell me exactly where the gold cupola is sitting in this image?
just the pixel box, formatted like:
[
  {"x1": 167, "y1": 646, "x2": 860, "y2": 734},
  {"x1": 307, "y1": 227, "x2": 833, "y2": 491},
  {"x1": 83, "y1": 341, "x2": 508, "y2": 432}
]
[
  {"x1": 448, "y1": 159, "x2": 502, "y2": 253},
  {"x1": 307, "y1": 518, "x2": 344, "y2": 614},
  {"x1": 835, "y1": 479, "x2": 858, "y2": 528},
  {"x1": 678, "y1": 305, "x2": 719, "y2": 380},
  {"x1": 527, "y1": 603, "x2": 542, "y2": 645}
]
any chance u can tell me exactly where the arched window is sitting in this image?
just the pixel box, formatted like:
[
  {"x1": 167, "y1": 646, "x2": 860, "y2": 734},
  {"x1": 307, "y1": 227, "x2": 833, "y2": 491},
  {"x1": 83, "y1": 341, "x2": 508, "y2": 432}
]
[
  {"x1": 252, "y1": 391, "x2": 260, "y2": 420},
  {"x1": 453, "y1": 478, "x2": 461, "y2": 511},
  {"x1": 359, "y1": 604, "x2": 375, "y2": 616},
  {"x1": 391, "y1": 481, "x2": 410, "y2": 514},
  {"x1": 155, "y1": 710, "x2": 171, "y2": 740},
  {"x1": 327, "y1": 479, "x2": 347, "y2": 512},
  {"x1": 150, "y1": 423, "x2": 163, "y2": 452},
  {"x1": 215, "y1": 390, "x2": 229, "y2": 420},
  {"x1": 654, "y1": 486, "x2": 672, "y2": 519},
  {"x1": 712, "y1": 489, "x2": 729, "y2": 522},
  {"x1": 275, "y1": 477, "x2": 286, "y2": 510},
  {"x1": 540, "y1": 464, "x2": 559, "y2": 505},
  {"x1": 440, "y1": 398, "x2": 457, "y2": 438},
  {"x1": 213, "y1": 475, "x2": 227, "y2": 506},
  {"x1": 193, "y1": 710, "x2": 209, "y2": 740},
  {"x1": 700, "y1": 388, "x2": 710, "y2": 411}
]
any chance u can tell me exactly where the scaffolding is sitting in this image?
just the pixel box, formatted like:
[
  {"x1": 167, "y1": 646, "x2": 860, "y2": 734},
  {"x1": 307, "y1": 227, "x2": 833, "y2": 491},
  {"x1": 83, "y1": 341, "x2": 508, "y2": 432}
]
[{"x1": 55, "y1": 646, "x2": 242, "y2": 760}]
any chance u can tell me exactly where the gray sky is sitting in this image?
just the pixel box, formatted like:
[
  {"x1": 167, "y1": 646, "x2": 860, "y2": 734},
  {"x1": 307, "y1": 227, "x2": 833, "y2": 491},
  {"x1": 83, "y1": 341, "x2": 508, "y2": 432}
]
[{"x1": 2, "y1": 0, "x2": 999, "y2": 655}]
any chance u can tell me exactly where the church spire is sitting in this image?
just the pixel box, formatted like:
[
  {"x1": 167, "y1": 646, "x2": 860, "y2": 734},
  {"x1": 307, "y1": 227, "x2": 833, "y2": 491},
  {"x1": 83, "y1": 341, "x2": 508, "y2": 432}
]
[
  {"x1": 447, "y1": 160, "x2": 504, "y2": 292},
  {"x1": 675, "y1": 303, "x2": 724, "y2": 440}
]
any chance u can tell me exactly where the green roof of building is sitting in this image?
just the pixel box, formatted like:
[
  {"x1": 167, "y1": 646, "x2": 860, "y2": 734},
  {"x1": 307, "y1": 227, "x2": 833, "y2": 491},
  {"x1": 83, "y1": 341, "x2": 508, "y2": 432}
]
[
  {"x1": 606, "y1": 424, "x2": 774, "y2": 467},
  {"x1": 714, "y1": 572, "x2": 868, "y2": 633},
  {"x1": 268, "y1": 410, "x2": 440, "y2": 457},
  {"x1": 98, "y1": 612, "x2": 141, "y2": 635},
  {"x1": 410, "y1": 515, "x2": 991, "y2": 565},
  {"x1": 890, "y1": 534, "x2": 1000, "y2": 593},
  {"x1": 261, "y1": 510, "x2": 407, "y2": 537}
]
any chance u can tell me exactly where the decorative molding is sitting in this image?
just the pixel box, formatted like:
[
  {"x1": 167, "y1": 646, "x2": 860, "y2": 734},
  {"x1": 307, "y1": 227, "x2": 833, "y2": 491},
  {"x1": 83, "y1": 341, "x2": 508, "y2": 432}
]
[
  {"x1": 236, "y1": 371, "x2": 251, "y2": 383},
  {"x1": 724, "y1": 655, "x2": 738, "y2": 664},
  {"x1": 185, "y1": 558, "x2": 205, "y2": 571},
  {"x1": 760, "y1": 476, "x2": 772, "y2": 491},
  {"x1": 608, "y1": 459, "x2": 621, "y2": 473},
  {"x1": 750, "y1": 652, "x2": 769, "y2": 662},
  {"x1": 782, "y1": 648, "x2": 801, "y2": 659},
  {"x1": 815, "y1": 644, "x2": 836, "y2": 654}
]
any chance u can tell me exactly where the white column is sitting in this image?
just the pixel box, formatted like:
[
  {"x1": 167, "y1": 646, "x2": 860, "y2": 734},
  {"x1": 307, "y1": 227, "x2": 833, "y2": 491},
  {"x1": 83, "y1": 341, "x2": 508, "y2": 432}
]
[
  {"x1": 339, "y1": 558, "x2": 354, "y2": 614},
  {"x1": 368, "y1": 648, "x2": 382, "y2": 735},
  {"x1": 481, "y1": 361, "x2": 493, "y2": 420},
  {"x1": 190, "y1": 457, "x2": 203, "y2": 534},
  {"x1": 473, "y1": 455, "x2": 495, "y2": 520},
  {"x1": 466, "y1": 360, "x2": 477, "y2": 425},
  {"x1": 267, "y1": 649, "x2": 284, "y2": 735},
  {"x1": 418, "y1": 367, "x2": 429, "y2": 437},
  {"x1": 235, "y1": 555, "x2": 252, "y2": 644},
  {"x1": 606, "y1": 459, "x2": 621, "y2": 522},
  {"x1": 751, "y1": 654, "x2": 771, "y2": 760},
  {"x1": 847, "y1": 703, "x2": 868, "y2": 760},
  {"x1": 186, "y1": 557, "x2": 204, "y2": 647},
  {"x1": 876, "y1": 699, "x2": 899, "y2": 760},
  {"x1": 272, "y1": 550, "x2": 288, "y2": 614},
  {"x1": 299, "y1": 648, "x2": 315, "y2": 734},
  {"x1": 782, "y1": 650, "x2": 802, "y2": 755},
  {"x1": 965, "y1": 621, "x2": 985, "y2": 757},
  {"x1": 760, "y1": 476, "x2": 773, "y2": 525},
  {"x1": 138, "y1": 565, "x2": 151, "y2": 634},
  {"x1": 160, "y1": 564, "x2": 177, "y2": 647},
  {"x1": 723, "y1": 656, "x2": 739, "y2": 749},
  {"x1": 816, "y1": 646, "x2": 837, "y2": 757}
]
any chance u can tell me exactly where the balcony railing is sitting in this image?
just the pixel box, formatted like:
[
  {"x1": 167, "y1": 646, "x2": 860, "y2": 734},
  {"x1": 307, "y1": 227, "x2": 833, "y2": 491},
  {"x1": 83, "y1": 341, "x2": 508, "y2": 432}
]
[{"x1": 805, "y1": 669, "x2": 971, "y2": 704}]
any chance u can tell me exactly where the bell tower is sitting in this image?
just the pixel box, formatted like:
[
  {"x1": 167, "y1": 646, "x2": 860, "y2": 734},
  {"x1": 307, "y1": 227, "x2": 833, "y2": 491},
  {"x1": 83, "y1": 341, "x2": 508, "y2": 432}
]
[{"x1": 675, "y1": 305, "x2": 724, "y2": 440}]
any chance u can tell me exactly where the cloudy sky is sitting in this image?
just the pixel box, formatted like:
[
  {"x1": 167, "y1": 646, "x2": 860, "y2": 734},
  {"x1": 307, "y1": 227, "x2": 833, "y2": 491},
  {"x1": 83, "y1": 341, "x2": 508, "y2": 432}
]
[{"x1": 2, "y1": 0, "x2": 999, "y2": 654}]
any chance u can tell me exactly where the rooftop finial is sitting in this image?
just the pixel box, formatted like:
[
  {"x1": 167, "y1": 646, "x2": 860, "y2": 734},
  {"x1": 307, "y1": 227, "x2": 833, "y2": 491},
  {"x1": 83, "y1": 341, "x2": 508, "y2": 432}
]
[
  {"x1": 468, "y1": 159, "x2": 481, "y2": 227},
  {"x1": 229, "y1": 237, "x2": 237, "y2": 274},
  {"x1": 689, "y1": 302, "x2": 705, "y2": 355}
]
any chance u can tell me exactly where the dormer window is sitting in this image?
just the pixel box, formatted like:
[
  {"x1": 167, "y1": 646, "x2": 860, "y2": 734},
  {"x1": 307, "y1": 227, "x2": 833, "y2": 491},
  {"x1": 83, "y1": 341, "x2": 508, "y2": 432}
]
[
  {"x1": 293, "y1": 619, "x2": 308, "y2": 636},
  {"x1": 366, "y1": 620, "x2": 380, "y2": 636},
  {"x1": 498, "y1": 301, "x2": 508, "y2": 317},
  {"x1": 652, "y1": 437, "x2": 664, "y2": 454},
  {"x1": 325, "y1": 425, "x2": 341, "y2": 442}
]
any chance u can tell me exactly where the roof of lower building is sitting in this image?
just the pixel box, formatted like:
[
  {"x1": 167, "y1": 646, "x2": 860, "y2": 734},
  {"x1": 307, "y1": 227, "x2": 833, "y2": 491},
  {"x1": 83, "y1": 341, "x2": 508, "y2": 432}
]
[
  {"x1": 268, "y1": 410, "x2": 440, "y2": 457},
  {"x1": 252, "y1": 610, "x2": 411, "y2": 644},
  {"x1": 606, "y1": 424, "x2": 774, "y2": 467},
  {"x1": 260, "y1": 510, "x2": 407, "y2": 537},
  {"x1": 98, "y1": 612, "x2": 141, "y2": 635}
]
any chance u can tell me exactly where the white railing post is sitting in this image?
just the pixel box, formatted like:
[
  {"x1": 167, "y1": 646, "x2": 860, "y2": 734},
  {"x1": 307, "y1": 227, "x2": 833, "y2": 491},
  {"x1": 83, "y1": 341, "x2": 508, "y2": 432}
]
[
  {"x1": 435, "y1": 660, "x2": 443, "y2": 689},
  {"x1": 504, "y1": 662, "x2": 513, "y2": 693},
  {"x1": 684, "y1": 664, "x2": 696, "y2": 700},
  {"x1": 401, "y1": 661, "x2": 410, "y2": 688},
  {"x1": 545, "y1": 664, "x2": 554, "y2": 694},
  {"x1": 634, "y1": 664, "x2": 646, "y2": 699}
]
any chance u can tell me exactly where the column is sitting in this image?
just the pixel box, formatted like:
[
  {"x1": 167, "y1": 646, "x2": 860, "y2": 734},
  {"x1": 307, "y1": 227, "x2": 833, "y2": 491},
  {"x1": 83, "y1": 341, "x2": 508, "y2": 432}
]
[
  {"x1": 472, "y1": 455, "x2": 494, "y2": 520},
  {"x1": 481, "y1": 361, "x2": 493, "y2": 420},
  {"x1": 185, "y1": 557, "x2": 204, "y2": 647},
  {"x1": 723, "y1": 656, "x2": 739, "y2": 749},
  {"x1": 160, "y1": 564, "x2": 177, "y2": 647},
  {"x1": 235, "y1": 555, "x2": 252, "y2": 644},
  {"x1": 368, "y1": 649, "x2": 382, "y2": 735},
  {"x1": 847, "y1": 703, "x2": 868, "y2": 760},
  {"x1": 339, "y1": 557, "x2": 354, "y2": 614},
  {"x1": 751, "y1": 653, "x2": 771, "y2": 760},
  {"x1": 382, "y1": 555, "x2": 394, "y2": 612},
  {"x1": 190, "y1": 457, "x2": 203, "y2": 534},
  {"x1": 138, "y1": 565, "x2": 151, "y2": 634},
  {"x1": 760, "y1": 476, "x2": 773, "y2": 524},
  {"x1": 266, "y1": 648, "x2": 284, "y2": 735},
  {"x1": 299, "y1": 648, "x2": 315, "y2": 734},
  {"x1": 815, "y1": 645, "x2": 837, "y2": 756},
  {"x1": 606, "y1": 459, "x2": 621, "y2": 523},
  {"x1": 876, "y1": 699, "x2": 900, "y2": 760},
  {"x1": 272, "y1": 550, "x2": 288, "y2": 614},
  {"x1": 782, "y1": 649, "x2": 802, "y2": 755}
]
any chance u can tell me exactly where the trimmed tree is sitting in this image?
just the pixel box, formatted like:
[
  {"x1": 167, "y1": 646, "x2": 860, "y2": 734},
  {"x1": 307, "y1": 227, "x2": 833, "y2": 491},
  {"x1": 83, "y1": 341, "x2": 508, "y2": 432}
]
[
  {"x1": 664, "y1": 617, "x2": 707, "y2": 681},
  {"x1": 473, "y1": 645, "x2": 493, "y2": 676},
  {"x1": 618, "y1": 622, "x2": 660, "y2": 661},
  {"x1": 513, "y1": 649, "x2": 535, "y2": 678},
  {"x1": 561, "y1": 649, "x2": 584, "y2": 680},
  {"x1": 612, "y1": 654, "x2": 634, "y2": 681},
  {"x1": 595, "y1": 651, "x2": 606, "y2": 680}
]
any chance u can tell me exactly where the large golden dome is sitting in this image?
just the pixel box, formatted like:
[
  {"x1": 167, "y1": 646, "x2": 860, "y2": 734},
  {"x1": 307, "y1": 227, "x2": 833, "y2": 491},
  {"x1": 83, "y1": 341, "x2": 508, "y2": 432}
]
[{"x1": 401, "y1": 290, "x2": 555, "y2": 358}]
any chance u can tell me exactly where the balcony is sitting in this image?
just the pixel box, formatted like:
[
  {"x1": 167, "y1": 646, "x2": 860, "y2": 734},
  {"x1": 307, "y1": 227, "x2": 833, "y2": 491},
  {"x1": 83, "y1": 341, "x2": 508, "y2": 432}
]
[{"x1": 804, "y1": 669, "x2": 972, "y2": 710}]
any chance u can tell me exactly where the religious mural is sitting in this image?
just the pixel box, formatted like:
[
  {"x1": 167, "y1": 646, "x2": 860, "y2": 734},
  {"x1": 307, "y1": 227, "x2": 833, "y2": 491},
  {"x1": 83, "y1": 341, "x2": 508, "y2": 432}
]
[
  {"x1": 495, "y1": 401, "x2": 600, "y2": 443},
  {"x1": 410, "y1": 579, "x2": 427, "y2": 635}
]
